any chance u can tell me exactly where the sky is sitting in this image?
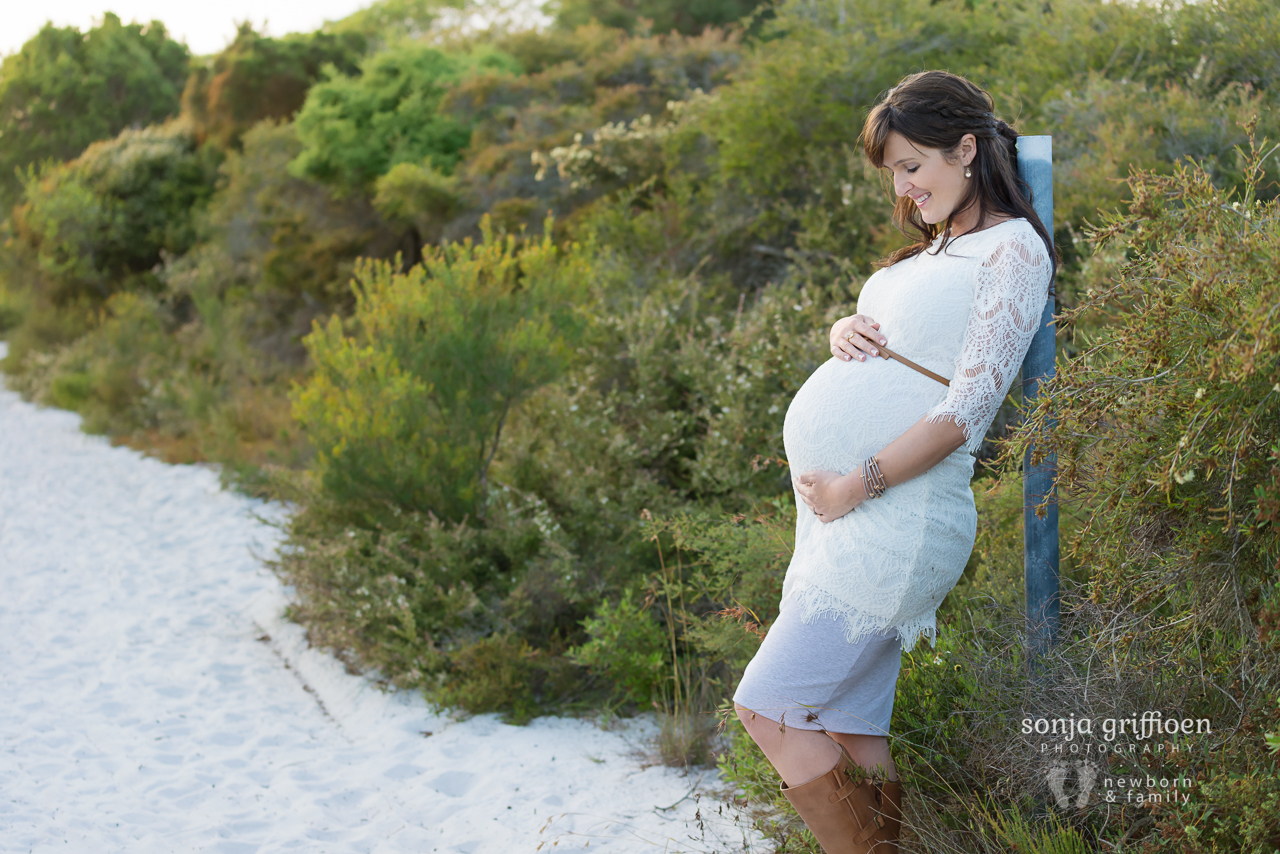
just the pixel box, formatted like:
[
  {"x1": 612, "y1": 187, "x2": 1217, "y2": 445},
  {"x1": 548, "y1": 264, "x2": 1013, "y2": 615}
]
[{"x1": 3, "y1": 2, "x2": 389, "y2": 57}]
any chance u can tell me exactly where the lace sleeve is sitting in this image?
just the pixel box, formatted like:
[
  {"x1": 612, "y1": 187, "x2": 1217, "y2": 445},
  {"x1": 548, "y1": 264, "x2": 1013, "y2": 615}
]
[{"x1": 924, "y1": 227, "x2": 1052, "y2": 455}]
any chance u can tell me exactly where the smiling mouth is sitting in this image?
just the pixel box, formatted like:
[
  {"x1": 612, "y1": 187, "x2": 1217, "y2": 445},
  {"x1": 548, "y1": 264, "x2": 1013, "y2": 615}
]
[{"x1": 913, "y1": 192, "x2": 932, "y2": 207}]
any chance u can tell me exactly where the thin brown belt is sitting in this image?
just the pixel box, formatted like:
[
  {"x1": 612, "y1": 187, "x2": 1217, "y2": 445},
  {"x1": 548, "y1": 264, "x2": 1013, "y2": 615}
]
[{"x1": 873, "y1": 344, "x2": 951, "y2": 387}]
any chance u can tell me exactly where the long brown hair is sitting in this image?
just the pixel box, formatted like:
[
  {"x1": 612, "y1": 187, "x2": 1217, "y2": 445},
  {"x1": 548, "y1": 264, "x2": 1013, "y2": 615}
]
[{"x1": 860, "y1": 71, "x2": 1056, "y2": 279}]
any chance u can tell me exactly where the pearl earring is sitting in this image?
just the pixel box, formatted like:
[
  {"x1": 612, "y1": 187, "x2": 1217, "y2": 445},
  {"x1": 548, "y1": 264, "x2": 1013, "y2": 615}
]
[{"x1": 965, "y1": 166, "x2": 972, "y2": 178}]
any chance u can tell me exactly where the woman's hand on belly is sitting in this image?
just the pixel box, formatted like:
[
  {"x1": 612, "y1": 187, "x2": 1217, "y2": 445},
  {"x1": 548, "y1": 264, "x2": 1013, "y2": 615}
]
[
  {"x1": 829, "y1": 314, "x2": 888, "y2": 363},
  {"x1": 793, "y1": 469, "x2": 864, "y2": 524}
]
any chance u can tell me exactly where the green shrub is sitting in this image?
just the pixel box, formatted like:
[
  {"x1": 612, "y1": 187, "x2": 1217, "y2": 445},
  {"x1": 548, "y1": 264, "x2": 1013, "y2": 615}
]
[
  {"x1": 7, "y1": 292, "x2": 178, "y2": 435},
  {"x1": 371, "y1": 160, "x2": 462, "y2": 256},
  {"x1": 1001, "y1": 133, "x2": 1280, "y2": 853},
  {"x1": 171, "y1": 119, "x2": 395, "y2": 322},
  {"x1": 181, "y1": 24, "x2": 366, "y2": 149},
  {"x1": 0, "y1": 285, "x2": 27, "y2": 334},
  {"x1": 432, "y1": 634, "x2": 585, "y2": 724},
  {"x1": 323, "y1": 0, "x2": 463, "y2": 52},
  {"x1": 548, "y1": 0, "x2": 766, "y2": 36},
  {"x1": 272, "y1": 471, "x2": 591, "y2": 721},
  {"x1": 274, "y1": 506, "x2": 497, "y2": 686},
  {"x1": 568, "y1": 588, "x2": 670, "y2": 706},
  {"x1": 13, "y1": 119, "x2": 219, "y2": 306},
  {"x1": 445, "y1": 23, "x2": 742, "y2": 239},
  {"x1": 290, "y1": 43, "x2": 520, "y2": 193},
  {"x1": 293, "y1": 218, "x2": 591, "y2": 523},
  {"x1": 1009, "y1": 136, "x2": 1280, "y2": 626},
  {"x1": 1045, "y1": 77, "x2": 1280, "y2": 254},
  {"x1": 0, "y1": 12, "x2": 190, "y2": 207}
]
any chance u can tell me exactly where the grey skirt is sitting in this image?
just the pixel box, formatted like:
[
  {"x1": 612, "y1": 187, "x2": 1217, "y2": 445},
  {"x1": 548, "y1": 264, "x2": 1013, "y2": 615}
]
[{"x1": 732, "y1": 602, "x2": 903, "y2": 736}]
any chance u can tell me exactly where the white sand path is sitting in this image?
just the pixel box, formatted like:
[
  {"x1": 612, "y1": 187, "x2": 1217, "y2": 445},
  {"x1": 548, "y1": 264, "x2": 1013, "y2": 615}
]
[{"x1": 0, "y1": 342, "x2": 759, "y2": 853}]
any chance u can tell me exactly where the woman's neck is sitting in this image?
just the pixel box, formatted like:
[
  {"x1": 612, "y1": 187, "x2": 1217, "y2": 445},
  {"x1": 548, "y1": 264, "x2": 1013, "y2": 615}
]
[{"x1": 947, "y1": 205, "x2": 1010, "y2": 238}]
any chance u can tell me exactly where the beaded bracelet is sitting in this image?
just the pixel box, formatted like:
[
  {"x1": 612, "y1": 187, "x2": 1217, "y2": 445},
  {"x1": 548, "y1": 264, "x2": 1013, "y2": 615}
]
[
  {"x1": 860, "y1": 455, "x2": 887, "y2": 500},
  {"x1": 869, "y1": 456, "x2": 886, "y2": 496}
]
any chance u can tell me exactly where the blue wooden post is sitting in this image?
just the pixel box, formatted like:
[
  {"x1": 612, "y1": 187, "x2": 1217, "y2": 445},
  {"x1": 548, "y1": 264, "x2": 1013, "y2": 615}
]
[{"x1": 1016, "y1": 135, "x2": 1060, "y2": 661}]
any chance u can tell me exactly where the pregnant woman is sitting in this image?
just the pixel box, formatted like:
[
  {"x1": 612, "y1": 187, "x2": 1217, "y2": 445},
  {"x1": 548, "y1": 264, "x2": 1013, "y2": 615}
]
[{"x1": 732, "y1": 71, "x2": 1055, "y2": 853}]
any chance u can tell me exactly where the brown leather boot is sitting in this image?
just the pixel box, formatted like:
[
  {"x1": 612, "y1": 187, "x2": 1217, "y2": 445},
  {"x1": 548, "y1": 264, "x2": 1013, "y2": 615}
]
[
  {"x1": 872, "y1": 778, "x2": 903, "y2": 852},
  {"x1": 779, "y1": 748, "x2": 903, "y2": 854}
]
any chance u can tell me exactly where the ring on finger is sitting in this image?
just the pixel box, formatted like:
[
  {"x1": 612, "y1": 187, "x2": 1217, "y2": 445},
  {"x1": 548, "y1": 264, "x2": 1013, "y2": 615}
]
[{"x1": 844, "y1": 330, "x2": 855, "y2": 341}]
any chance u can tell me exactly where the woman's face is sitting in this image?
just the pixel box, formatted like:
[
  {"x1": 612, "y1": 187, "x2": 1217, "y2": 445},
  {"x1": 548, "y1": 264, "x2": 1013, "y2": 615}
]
[{"x1": 880, "y1": 130, "x2": 976, "y2": 225}]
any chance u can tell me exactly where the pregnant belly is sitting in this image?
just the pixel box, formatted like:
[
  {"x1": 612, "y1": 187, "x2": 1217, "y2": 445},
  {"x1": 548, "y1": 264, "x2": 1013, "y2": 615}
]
[{"x1": 783, "y1": 355, "x2": 947, "y2": 476}]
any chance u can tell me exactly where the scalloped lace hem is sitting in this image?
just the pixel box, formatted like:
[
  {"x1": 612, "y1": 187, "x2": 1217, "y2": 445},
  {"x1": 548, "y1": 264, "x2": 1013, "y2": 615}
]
[
  {"x1": 784, "y1": 585, "x2": 939, "y2": 654},
  {"x1": 924, "y1": 404, "x2": 983, "y2": 457}
]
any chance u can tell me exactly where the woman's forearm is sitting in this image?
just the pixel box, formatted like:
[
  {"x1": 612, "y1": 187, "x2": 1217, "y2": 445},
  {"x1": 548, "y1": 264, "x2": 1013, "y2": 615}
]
[
  {"x1": 876, "y1": 414, "x2": 968, "y2": 487},
  {"x1": 833, "y1": 415, "x2": 968, "y2": 507}
]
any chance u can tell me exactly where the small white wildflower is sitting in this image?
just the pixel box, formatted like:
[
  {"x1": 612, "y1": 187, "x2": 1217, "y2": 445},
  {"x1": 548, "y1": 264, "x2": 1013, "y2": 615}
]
[
  {"x1": 1195, "y1": 387, "x2": 1206, "y2": 400},
  {"x1": 933, "y1": 656, "x2": 944, "y2": 665},
  {"x1": 1232, "y1": 201, "x2": 1241, "y2": 210},
  {"x1": 793, "y1": 304, "x2": 803, "y2": 311},
  {"x1": 1273, "y1": 383, "x2": 1280, "y2": 393},
  {"x1": 1174, "y1": 470, "x2": 1195, "y2": 484}
]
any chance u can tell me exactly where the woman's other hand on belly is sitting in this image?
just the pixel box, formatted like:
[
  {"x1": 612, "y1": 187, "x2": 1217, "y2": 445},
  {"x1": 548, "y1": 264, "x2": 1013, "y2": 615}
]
[
  {"x1": 793, "y1": 469, "x2": 865, "y2": 523},
  {"x1": 830, "y1": 314, "x2": 888, "y2": 363}
]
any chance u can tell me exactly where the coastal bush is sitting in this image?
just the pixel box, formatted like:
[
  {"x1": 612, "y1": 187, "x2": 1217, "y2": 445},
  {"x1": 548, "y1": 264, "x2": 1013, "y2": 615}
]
[
  {"x1": 2, "y1": 119, "x2": 220, "y2": 401},
  {"x1": 10, "y1": 120, "x2": 218, "y2": 310},
  {"x1": 6, "y1": 292, "x2": 177, "y2": 435},
  {"x1": 290, "y1": 44, "x2": 521, "y2": 194},
  {"x1": 272, "y1": 470, "x2": 593, "y2": 721},
  {"x1": 175, "y1": 120, "x2": 395, "y2": 331},
  {"x1": 323, "y1": 0, "x2": 463, "y2": 51},
  {"x1": 1045, "y1": 77, "x2": 1280, "y2": 253},
  {"x1": 547, "y1": 0, "x2": 765, "y2": 36},
  {"x1": 1000, "y1": 135, "x2": 1280, "y2": 852},
  {"x1": 181, "y1": 25, "x2": 367, "y2": 149},
  {"x1": 292, "y1": 219, "x2": 591, "y2": 524},
  {"x1": 0, "y1": 280, "x2": 27, "y2": 334},
  {"x1": 478, "y1": 212, "x2": 847, "y2": 623},
  {"x1": 0, "y1": 13, "x2": 190, "y2": 207},
  {"x1": 3, "y1": 119, "x2": 381, "y2": 464},
  {"x1": 445, "y1": 23, "x2": 742, "y2": 238},
  {"x1": 567, "y1": 589, "x2": 670, "y2": 707},
  {"x1": 372, "y1": 160, "x2": 463, "y2": 265}
]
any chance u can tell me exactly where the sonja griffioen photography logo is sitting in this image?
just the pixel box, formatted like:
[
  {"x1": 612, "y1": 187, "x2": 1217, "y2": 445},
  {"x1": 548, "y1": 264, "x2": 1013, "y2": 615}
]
[{"x1": 1022, "y1": 711, "x2": 1210, "y2": 807}]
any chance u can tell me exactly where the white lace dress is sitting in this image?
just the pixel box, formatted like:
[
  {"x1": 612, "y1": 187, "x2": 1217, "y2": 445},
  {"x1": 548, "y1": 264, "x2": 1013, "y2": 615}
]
[{"x1": 733, "y1": 218, "x2": 1051, "y2": 734}]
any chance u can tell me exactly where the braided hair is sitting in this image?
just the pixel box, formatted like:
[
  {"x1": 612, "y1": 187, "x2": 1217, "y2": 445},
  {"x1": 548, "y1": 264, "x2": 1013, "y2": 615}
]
[{"x1": 859, "y1": 71, "x2": 1056, "y2": 277}]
